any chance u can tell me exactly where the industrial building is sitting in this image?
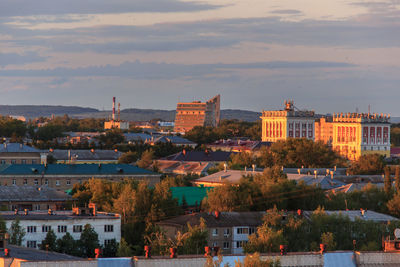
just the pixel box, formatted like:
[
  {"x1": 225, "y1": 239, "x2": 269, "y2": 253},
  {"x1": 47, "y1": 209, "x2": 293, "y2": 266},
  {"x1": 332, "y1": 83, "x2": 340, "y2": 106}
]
[
  {"x1": 261, "y1": 101, "x2": 390, "y2": 160},
  {"x1": 174, "y1": 95, "x2": 220, "y2": 133},
  {"x1": 104, "y1": 97, "x2": 130, "y2": 130}
]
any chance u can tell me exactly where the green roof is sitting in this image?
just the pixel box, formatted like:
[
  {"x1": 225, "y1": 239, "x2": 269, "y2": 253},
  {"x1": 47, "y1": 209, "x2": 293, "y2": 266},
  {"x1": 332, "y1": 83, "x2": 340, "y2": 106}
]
[{"x1": 170, "y1": 187, "x2": 213, "y2": 206}]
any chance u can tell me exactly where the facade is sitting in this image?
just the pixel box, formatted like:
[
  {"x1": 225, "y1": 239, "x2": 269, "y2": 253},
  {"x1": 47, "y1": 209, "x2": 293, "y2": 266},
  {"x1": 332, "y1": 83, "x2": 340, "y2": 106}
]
[
  {"x1": 261, "y1": 100, "x2": 315, "y2": 142},
  {"x1": 174, "y1": 95, "x2": 220, "y2": 133},
  {"x1": 1, "y1": 207, "x2": 121, "y2": 249},
  {"x1": 0, "y1": 164, "x2": 160, "y2": 190},
  {"x1": 207, "y1": 139, "x2": 272, "y2": 153},
  {"x1": 0, "y1": 143, "x2": 46, "y2": 164},
  {"x1": 261, "y1": 101, "x2": 391, "y2": 160},
  {"x1": 104, "y1": 120, "x2": 130, "y2": 130},
  {"x1": 157, "y1": 212, "x2": 264, "y2": 254}
]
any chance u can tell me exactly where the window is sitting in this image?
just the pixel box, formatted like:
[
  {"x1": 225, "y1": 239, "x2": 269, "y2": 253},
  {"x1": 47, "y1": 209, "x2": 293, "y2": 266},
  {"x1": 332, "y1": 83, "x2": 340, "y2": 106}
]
[
  {"x1": 56, "y1": 180, "x2": 60, "y2": 186},
  {"x1": 42, "y1": 225, "x2": 51, "y2": 232},
  {"x1": 66, "y1": 180, "x2": 71, "y2": 185},
  {"x1": 34, "y1": 204, "x2": 40, "y2": 211},
  {"x1": 27, "y1": 226, "x2": 37, "y2": 233},
  {"x1": 236, "y1": 241, "x2": 247, "y2": 248},
  {"x1": 21, "y1": 159, "x2": 26, "y2": 164},
  {"x1": 212, "y1": 228, "x2": 218, "y2": 236},
  {"x1": 58, "y1": 225, "x2": 67, "y2": 233},
  {"x1": 45, "y1": 179, "x2": 49, "y2": 185},
  {"x1": 223, "y1": 228, "x2": 230, "y2": 237},
  {"x1": 104, "y1": 239, "x2": 114, "y2": 246},
  {"x1": 104, "y1": 225, "x2": 114, "y2": 232},
  {"x1": 23, "y1": 179, "x2": 28, "y2": 185},
  {"x1": 249, "y1": 227, "x2": 255, "y2": 235},
  {"x1": 11, "y1": 160, "x2": 16, "y2": 164},
  {"x1": 73, "y1": 225, "x2": 83, "y2": 233},
  {"x1": 236, "y1": 228, "x2": 248, "y2": 234},
  {"x1": 34, "y1": 179, "x2": 38, "y2": 185},
  {"x1": 212, "y1": 242, "x2": 218, "y2": 247},
  {"x1": 12, "y1": 179, "x2": 16, "y2": 185},
  {"x1": 27, "y1": 241, "x2": 37, "y2": 248},
  {"x1": 0, "y1": 160, "x2": 5, "y2": 164},
  {"x1": 32, "y1": 160, "x2": 37, "y2": 164},
  {"x1": 223, "y1": 242, "x2": 230, "y2": 249}
]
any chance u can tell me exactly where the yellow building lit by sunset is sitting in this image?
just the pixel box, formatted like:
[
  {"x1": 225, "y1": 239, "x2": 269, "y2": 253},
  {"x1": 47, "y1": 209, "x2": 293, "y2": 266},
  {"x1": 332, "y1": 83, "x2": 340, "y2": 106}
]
[{"x1": 261, "y1": 101, "x2": 391, "y2": 160}]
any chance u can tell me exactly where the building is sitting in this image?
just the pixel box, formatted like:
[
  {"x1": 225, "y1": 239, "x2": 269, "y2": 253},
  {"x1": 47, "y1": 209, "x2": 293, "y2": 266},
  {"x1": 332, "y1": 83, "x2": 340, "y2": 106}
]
[
  {"x1": 261, "y1": 101, "x2": 391, "y2": 160},
  {"x1": 261, "y1": 100, "x2": 315, "y2": 142},
  {"x1": 145, "y1": 135, "x2": 197, "y2": 148},
  {"x1": 193, "y1": 169, "x2": 263, "y2": 187},
  {"x1": 206, "y1": 139, "x2": 271, "y2": 153},
  {"x1": 160, "y1": 150, "x2": 232, "y2": 163},
  {"x1": 174, "y1": 95, "x2": 220, "y2": 133},
  {"x1": 0, "y1": 143, "x2": 46, "y2": 164},
  {"x1": 104, "y1": 97, "x2": 130, "y2": 130},
  {"x1": 0, "y1": 164, "x2": 160, "y2": 190},
  {"x1": 155, "y1": 160, "x2": 212, "y2": 176},
  {"x1": 0, "y1": 185, "x2": 73, "y2": 211},
  {"x1": 48, "y1": 149, "x2": 123, "y2": 164},
  {"x1": 0, "y1": 206, "x2": 121, "y2": 250},
  {"x1": 157, "y1": 211, "x2": 264, "y2": 254}
]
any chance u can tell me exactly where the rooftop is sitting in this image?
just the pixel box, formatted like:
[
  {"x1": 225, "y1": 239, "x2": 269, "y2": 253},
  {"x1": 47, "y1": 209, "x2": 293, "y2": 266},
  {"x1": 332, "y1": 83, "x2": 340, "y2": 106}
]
[
  {"x1": 0, "y1": 143, "x2": 41, "y2": 153},
  {"x1": 161, "y1": 151, "x2": 232, "y2": 162},
  {"x1": 170, "y1": 187, "x2": 212, "y2": 206},
  {"x1": 0, "y1": 245, "x2": 83, "y2": 261},
  {"x1": 48, "y1": 149, "x2": 122, "y2": 161},
  {"x1": 194, "y1": 170, "x2": 263, "y2": 185},
  {"x1": 0, "y1": 210, "x2": 120, "y2": 221},
  {"x1": 0, "y1": 185, "x2": 73, "y2": 202},
  {"x1": 0, "y1": 164, "x2": 157, "y2": 176}
]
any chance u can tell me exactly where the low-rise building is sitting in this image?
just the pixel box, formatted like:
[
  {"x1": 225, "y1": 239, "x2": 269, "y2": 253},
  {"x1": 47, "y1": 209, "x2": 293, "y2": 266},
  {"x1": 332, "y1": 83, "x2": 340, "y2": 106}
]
[
  {"x1": 0, "y1": 143, "x2": 46, "y2": 165},
  {"x1": 155, "y1": 160, "x2": 211, "y2": 176},
  {"x1": 48, "y1": 149, "x2": 122, "y2": 164},
  {"x1": 207, "y1": 139, "x2": 271, "y2": 153},
  {"x1": 0, "y1": 206, "x2": 121, "y2": 250},
  {"x1": 0, "y1": 185, "x2": 73, "y2": 211},
  {"x1": 145, "y1": 136, "x2": 197, "y2": 148},
  {"x1": 161, "y1": 150, "x2": 232, "y2": 164},
  {"x1": 0, "y1": 164, "x2": 160, "y2": 190},
  {"x1": 193, "y1": 169, "x2": 263, "y2": 187}
]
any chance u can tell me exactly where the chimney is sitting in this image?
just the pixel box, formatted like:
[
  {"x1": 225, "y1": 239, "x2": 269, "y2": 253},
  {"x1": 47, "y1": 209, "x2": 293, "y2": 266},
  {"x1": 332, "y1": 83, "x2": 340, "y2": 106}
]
[
  {"x1": 89, "y1": 203, "x2": 97, "y2": 216},
  {"x1": 252, "y1": 164, "x2": 256, "y2": 173},
  {"x1": 314, "y1": 170, "x2": 317, "y2": 179},
  {"x1": 245, "y1": 166, "x2": 247, "y2": 172},
  {"x1": 24, "y1": 209, "x2": 28, "y2": 216},
  {"x1": 95, "y1": 248, "x2": 101, "y2": 258},
  {"x1": 223, "y1": 163, "x2": 227, "y2": 172},
  {"x1": 112, "y1": 97, "x2": 116, "y2": 121},
  {"x1": 330, "y1": 171, "x2": 334, "y2": 180},
  {"x1": 297, "y1": 168, "x2": 301, "y2": 174},
  {"x1": 118, "y1": 103, "x2": 121, "y2": 121},
  {"x1": 14, "y1": 209, "x2": 18, "y2": 215},
  {"x1": 144, "y1": 246, "x2": 151, "y2": 259}
]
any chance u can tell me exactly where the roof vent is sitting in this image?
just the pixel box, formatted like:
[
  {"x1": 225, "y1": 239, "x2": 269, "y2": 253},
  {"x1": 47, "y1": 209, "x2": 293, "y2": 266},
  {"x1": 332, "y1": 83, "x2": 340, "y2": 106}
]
[
  {"x1": 31, "y1": 168, "x2": 38, "y2": 173},
  {"x1": 116, "y1": 168, "x2": 124, "y2": 173}
]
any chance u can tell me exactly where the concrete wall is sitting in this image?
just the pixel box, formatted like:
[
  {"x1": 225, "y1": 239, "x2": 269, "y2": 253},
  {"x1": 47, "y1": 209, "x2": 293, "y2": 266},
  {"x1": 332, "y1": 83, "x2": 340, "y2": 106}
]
[
  {"x1": 356, "y1": 252, "x2": 400, "y2": 264},
  {"x1": 133, "y1": 258, "x2": 206, "y2": 267},
  {"x1": 19, "y1": 260, "x2": 97, "y2": 267}
]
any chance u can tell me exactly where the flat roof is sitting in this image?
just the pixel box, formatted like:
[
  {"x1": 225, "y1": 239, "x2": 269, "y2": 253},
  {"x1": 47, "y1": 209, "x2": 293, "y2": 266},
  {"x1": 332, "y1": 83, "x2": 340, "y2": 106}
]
[{"x1": 0, "y1": 210, "x2": 120, "y2": 221}]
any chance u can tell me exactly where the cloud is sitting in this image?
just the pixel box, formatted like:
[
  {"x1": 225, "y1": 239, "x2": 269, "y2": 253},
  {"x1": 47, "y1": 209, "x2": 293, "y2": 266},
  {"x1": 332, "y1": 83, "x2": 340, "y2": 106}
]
[
  {"x1": 270, "y1": 9, "x2": 302, "y2": 14},
  {"x1": 0, "y1": 0, "x2": 221, "y2": 17},
  {"x1": 0, "y1": 60, "x2": 356, "y2": 79},
  {"x1": 0, "y1": 51, "x2": 47, "y2": 67}
]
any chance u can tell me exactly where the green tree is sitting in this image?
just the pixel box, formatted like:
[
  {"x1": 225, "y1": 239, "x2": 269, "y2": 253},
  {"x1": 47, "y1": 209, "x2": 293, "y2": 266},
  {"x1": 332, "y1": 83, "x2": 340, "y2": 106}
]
[
  {"x1": 56, "y1": 232, "x2": 78, "y2": 255},
  {"x1": 348, "y1": 154, "x2": 385, "y2": 175},
  {"x1": 117, "y1": 238, "x2": 133, "y2": 257},
  {"x1": 41, "y1": 229, "x2": 57, "y2": 251},
  {"x1": 235, "y1": 253, "x2": 280, "y2": 267},
  {"x1": 103, "y1": 239, "x2": 118, "y2": 257},
  {"x1": 118, "y1": 151, "x2": 139, "y2": 164},
  {"x1": 387, "y1": 193, "x2": 400, "y2": 217},
  {"x1": 321, "y1": 232, "x2": 336, "y2": 251},
  {"x1": 79, "y1": 224, "x2": 100, "y2": 258},
  {"x1": 8, "y1": 218, "x2": 25, "y2": 246}
]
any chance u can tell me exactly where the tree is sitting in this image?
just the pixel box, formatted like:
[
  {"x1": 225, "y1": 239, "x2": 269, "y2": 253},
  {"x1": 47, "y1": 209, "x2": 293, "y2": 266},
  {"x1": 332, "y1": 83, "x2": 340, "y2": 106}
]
[
  {"x1": 8, "y1": 218, "x2": 25, "y2": 246},
  {"x1": 321, "y1": 232, "x2": 336, "y2": 251},
  {"x1": 41, "y1": 229, "x2": 57, "y2": 251},
  {"x1": 348, "y1": 154, "x2": 385, "y2": 175},
  {"x1": 384, "y1": 166, "x2": 392, "y2": 195},
  {"x1": 117, "y1": 238, "x2": 133, "y2": 257},
  {"x1": 387, "y1": 193, "x2": 400, "y2": 217},
  {"x1": 56, "y1": 232, "x2": 78, "y2": 255},
  {"x1": 103, "y1": 239, "x2": 118, "y2": 257},
  {"x1": 137, "y1": 149, "x2": 154, "y2": 169},
  {"x1": 235, "y1": 253, "x2": 280, "y2": 267},
  {"x1": 113, "y1": 184, "x2": 136, "y2": 224},
  {"x1": 79, "y1": 224, "x2": 100, "y2": 258},
  {"x1": 118, "y1": 151, "x2": 139, "y2": 164},
  {"x1": 395, "y1": 165, "x2": 400, "y2": 192}
]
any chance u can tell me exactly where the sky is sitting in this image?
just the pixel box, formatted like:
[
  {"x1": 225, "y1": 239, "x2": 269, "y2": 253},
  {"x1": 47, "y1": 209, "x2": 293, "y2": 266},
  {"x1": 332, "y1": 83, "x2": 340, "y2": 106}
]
[{"x1": 0, "y1": 0, "x2": 399, "y2": 115}]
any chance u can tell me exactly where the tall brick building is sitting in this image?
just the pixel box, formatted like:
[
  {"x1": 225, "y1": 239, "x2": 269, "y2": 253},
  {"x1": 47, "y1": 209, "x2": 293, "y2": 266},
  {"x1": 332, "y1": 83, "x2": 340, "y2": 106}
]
[{"x1": 174, "y1": 95, "x2": 220, "y2": 133}]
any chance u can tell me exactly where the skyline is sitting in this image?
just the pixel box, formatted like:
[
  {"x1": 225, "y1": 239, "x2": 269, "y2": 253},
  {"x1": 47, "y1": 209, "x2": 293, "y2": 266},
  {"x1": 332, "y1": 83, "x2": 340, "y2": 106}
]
[{"x1": 0, "y1": 0, "x2": 399, "y2": 115}]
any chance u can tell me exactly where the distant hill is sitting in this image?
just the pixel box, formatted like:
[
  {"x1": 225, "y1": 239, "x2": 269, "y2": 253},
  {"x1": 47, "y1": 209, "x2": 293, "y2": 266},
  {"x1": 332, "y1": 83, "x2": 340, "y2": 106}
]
[{"x1": 0, "y1": 105, "x2": 261, "y2": 122}]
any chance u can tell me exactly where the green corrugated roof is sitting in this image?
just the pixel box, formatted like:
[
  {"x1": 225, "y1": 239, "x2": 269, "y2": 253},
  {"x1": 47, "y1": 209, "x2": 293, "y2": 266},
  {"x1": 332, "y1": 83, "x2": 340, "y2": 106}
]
[{"x1": 170, "y1": 187, "x2": 213, "y2": 206}]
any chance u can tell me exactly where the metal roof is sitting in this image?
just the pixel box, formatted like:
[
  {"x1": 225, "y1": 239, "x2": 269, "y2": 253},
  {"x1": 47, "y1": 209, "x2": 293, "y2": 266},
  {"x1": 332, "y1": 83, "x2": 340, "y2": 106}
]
[
  {"x1": 0, "y1": 245, "x2": 83, "y2": 261},
  {"x1": 0, "y1": 143, "x2": 41, "y2": 153},
  {"x1": 0, "y1": 185, "x2": 73, "y2": 202},
  {"x1": 0, "y1": 164, "x2": 157, "y2": 176},
  {"x1": 162, "y1": 151, "x2": 232, "y2": 162},
  {"x1": 49, "y1": 149, "x2": 122, "y2": 161},
  {"x1": 170, "y1": 187, "x2": 212, "y2": 206}
]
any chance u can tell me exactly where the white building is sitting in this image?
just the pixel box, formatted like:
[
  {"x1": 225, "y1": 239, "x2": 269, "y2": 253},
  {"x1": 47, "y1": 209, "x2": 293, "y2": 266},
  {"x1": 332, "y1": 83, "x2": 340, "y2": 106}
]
[{"x1": 1, "y1": 207, "x2": 121, "y2": 249}]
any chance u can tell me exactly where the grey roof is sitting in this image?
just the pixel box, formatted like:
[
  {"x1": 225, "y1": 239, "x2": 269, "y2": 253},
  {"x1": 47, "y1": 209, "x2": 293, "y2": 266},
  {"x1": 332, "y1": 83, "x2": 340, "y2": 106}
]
[
  {"x1": 0, "y1": 143, "x2": 41, "y2": 153},
  {"x1": 158, "y1": 211, "x2": 265, "y2": 228},
  {"x1": 48, "y1": 149, "x2": 122, "y2": 161},
  {"x1": 303, "y1": 210, "x2": 399, "y2": 222},
  {"x1": 0, "y1": 210, "x2": 120, "y2": 221},
  {"x1": 0, "y1": 245, "x2": 82, "y2": 261},
  {"x1": 162, "y1": 151, "x2": 232, "y2": 162},
  {"x1": 294, "y1": 175, "x2": 347, "y2": 190},
  {"x1": 151, "y1": 136, "x2": 196, "y2": 145},
  {"x1": 124, "y1": 133, "x2": 152, "y2": 142},
  {"x1": 0, "y1": 186, "x2": 73, "y2": 202},
  {"x1": 194, "y1": 170, "x2": 263, "y2": 185}
]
